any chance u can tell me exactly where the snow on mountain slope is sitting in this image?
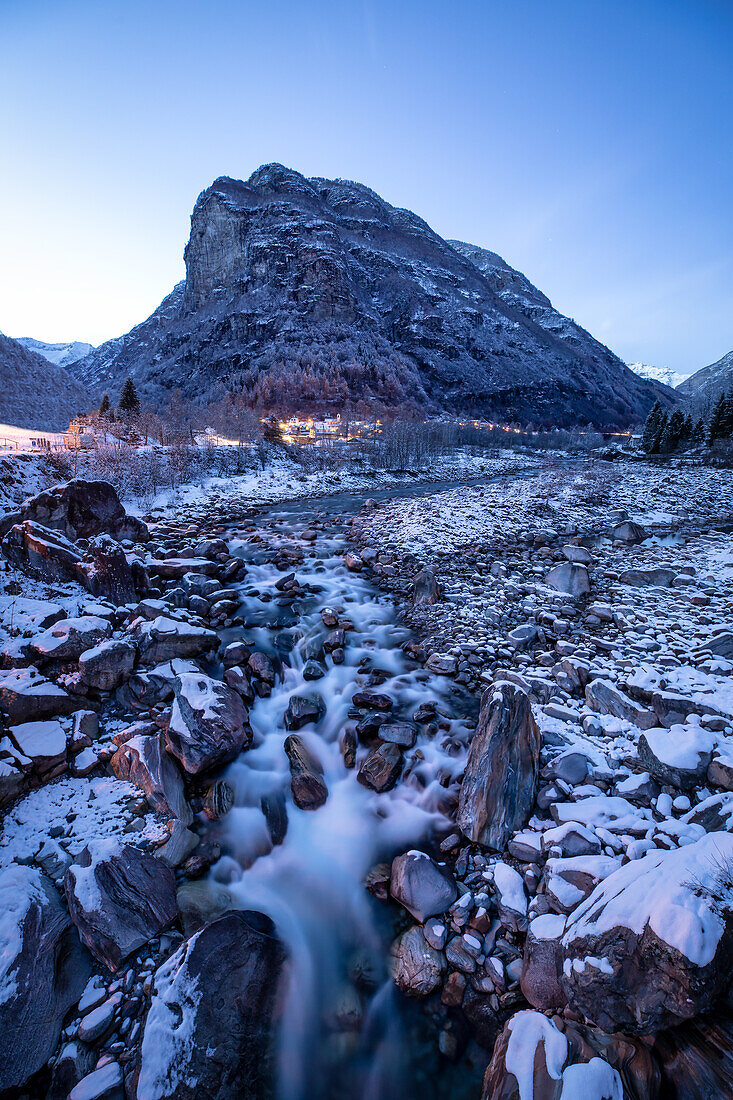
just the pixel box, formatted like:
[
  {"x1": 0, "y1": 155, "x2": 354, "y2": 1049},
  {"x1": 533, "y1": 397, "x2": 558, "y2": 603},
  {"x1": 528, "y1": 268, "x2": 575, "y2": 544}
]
[
  {"x1": 17, "y1": 337, "x2": 95, "y2": 370},
  {"x1": 627, "y1": 362, "x2": 687, "y2": 389},
  {"x1": 677, "y1": 350, "x2": 733, "y2": 401}
]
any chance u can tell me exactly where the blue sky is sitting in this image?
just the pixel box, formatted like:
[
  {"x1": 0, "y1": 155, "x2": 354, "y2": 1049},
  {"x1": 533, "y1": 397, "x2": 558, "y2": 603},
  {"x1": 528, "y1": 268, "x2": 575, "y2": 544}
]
[{"x1": 1, "y1": 0, "x2": 730, "y2": 374}]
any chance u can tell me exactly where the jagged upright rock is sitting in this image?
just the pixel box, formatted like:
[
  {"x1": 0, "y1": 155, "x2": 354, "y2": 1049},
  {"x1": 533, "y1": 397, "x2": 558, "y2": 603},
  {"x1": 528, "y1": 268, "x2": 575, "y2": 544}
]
[
  {"x1": 19, "y1": 479, "x2": 148, "y2": 543},
  {"x1": 457, "y1": 681, "x2": 540, "y2": 850}
]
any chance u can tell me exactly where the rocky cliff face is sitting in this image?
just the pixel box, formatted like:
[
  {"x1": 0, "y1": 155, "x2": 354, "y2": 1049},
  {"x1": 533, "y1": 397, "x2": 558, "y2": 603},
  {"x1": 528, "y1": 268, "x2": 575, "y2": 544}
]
[
  {"x1": 0, "y1": 333, "x2": 93, "y2": 430},
  {"x1": 677, "y1": 349, "x2": 733, "y2": 402},
  {"x1": 73, "y1": 164, "x2": 671, "y2": 426}
]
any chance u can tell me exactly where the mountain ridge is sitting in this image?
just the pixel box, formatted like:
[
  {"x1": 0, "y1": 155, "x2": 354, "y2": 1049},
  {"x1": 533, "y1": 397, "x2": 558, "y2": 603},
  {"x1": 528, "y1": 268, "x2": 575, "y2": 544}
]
[{"x1": 71, "y1": 163, "x2": 673, "y2": 426}]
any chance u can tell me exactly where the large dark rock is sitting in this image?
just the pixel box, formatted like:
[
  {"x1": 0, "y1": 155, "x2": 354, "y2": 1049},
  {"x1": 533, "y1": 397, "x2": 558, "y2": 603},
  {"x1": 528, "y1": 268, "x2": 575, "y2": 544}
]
[
  {"x1": 136, "y1": 910, "x2": 285, "y2": 1099},
  {"x1": 457, "y1": 681, "x2": 540, "y2": 850},
  {"x1": 412, "y1": 567, "x2": 442, "y2": 605},
  {"x1": 283, "y1": 692, "x2": 326, "y2": 731},
  {"x1": 72, "y1": 166, "x2": 669, "y2": 427},
  {"x1": 357, "y1": 741, "x2": 403, "y2": 792},
  {"x1": 2, "y1": 519, "x2": 84, "y2": 584},
  {"x1": 0, "y1": 664, "x2": 78, "y2": 722},
  {"x1": 134, "y1": 615, "x2": 217, "y2": 664},
  {"x1": 560, "y1": 832, "x2": 733, "y2": 1034},
  {"x1": 65, "y1": 839, "x2": 177, "y2": 971},
  {"x1": 20, "y1": 479, "x2": 149, "y2": 542},
  {"x1": 652, "y1": 1014, "x2": 733, "y2": 1099},
  {"x1": 78, "y1": 534, "x2": 138, "y2": 604},
  {"x1": 283, "y1": 734, "x2": 328, "y2": 810},
  {"x1": 166, "y1": 671, "x2": 249, "y2": 774},
  {"x1": 0, "y1": 865, "x2": 91, "y2": 1093}
]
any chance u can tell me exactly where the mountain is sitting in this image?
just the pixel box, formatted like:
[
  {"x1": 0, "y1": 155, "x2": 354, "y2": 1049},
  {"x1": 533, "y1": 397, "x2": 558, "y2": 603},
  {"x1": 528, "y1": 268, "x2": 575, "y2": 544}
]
[
  {"x1": 73, "y1": 163, "x2": 672, "y2": 426},
  {"x1": 17, "y1": 337, "x2": 95, "y2": 370},
  {"x1": 0, "y1": 332, "x2": 93, "y2": 431},
  {"x1": 627, "y1": 362, "x2": 687, "y2": 389},
  {"x1": 677, "y1": 350, "x2": 733, "y2": 402}
]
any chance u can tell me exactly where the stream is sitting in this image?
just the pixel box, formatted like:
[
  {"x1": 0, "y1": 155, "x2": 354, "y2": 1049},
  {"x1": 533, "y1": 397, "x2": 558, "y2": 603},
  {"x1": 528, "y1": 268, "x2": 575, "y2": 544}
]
[{"x1": 200, "y1": 482, "x2": 491, "y2": 1100}]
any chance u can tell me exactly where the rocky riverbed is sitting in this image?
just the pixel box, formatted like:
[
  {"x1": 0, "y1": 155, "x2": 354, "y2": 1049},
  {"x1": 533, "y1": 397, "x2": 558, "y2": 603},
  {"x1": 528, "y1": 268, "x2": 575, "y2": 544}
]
[{"x1": 1, "y1": 458, "x2": 733, "y2": 1099}]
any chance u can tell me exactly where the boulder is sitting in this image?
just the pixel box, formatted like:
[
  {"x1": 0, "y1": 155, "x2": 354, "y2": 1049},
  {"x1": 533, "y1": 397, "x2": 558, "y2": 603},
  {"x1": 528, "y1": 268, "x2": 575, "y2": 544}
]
[
  {"x1": 2, "y1": 520, "x2": 84, "y2": 584},
  {"x1": 111, "y1": 732, "x2": 192, "y2": 824},
  {"x1": 136, "y1": 911, "x2": 285, "y2": 1100},
  {"x1": 457, "y1": 681, "x2": 540, "y2": 850},
  {"x1": 638, "y1": 724, "x2": 714, "y2": 790},
  {"x1": 9, "y1": 718, "x2": 67, "y2": 776},
  {"x1": 390, "y1": 925, "x2": 445, "y2": 997},
  {"x1": 79, "y1": 638, "x2": 136, "y2": 690},
  {"x1": 562, "y1": 544, "x2": 593, "y2": 565},
  {"x1": 521, "y1": 913, "x2": 568, "y2": 1011},
  {"x1": 0, "y1": 665, "x2": 78, "y2": 722},
  {"x1": 283, "y1": 692, "x2": 326, "y2": 731},
  {"x1": 283, "y1": 734, "x2": 328, "y2": 809},
  {"x1": 29, "y1": 615, "x2": 112, "y2": 662},
  {"x1": 560, "y1": 832, "x2": 733, "y2": 1033},
  {"x1": 79, "y1": 534, "x2": 138, "y2": 604},
  {"x1": 545, "y1": 562, "x2": 590, "y2": 598},
  {"x1": 19, "y1": 478, "x2": 148, "y2": 542},
  {"x1": 166, "y1": 672, "x2": 249, "y2": 774},
  {"x1": 134, "y1": 615, "x2": 217, "y2": 664},
  {"x1": 65, "y1": 839, "x2": 177, "y2": 971},
  {"x1": 0, "y1": 865, "x2": 91, "y2": 1093},
  {"x1": 412, "y1": 566, "x2": 442, "y2": 605},
  {"x1": 612, "y1": 521, "x2": 647, "y2": 543},
  {"x1": 585, "y1": 679, "x2": 657, "y2": 729},
  {"x1": 390, "y1": 850, "x2": 457, "y2": 922},
  {"x1": 619, "y1": 567, "x2": 677, "y2": 588}
]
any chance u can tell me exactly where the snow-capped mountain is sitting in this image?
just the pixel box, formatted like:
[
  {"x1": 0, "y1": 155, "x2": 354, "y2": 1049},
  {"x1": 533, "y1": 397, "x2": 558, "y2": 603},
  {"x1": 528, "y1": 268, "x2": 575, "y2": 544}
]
[
  {"x1": 676, "y1": 350, "x2": 733, "y2": 401},
  {"x1": 17, "y1": 337, "x2": 95, "y2": 370},
  {"x1": 0, "y1": 332, "x2": 94, "y2": 430},
  {"x1": 627, "y1": 362, "x2": 687, "y2": 389}
]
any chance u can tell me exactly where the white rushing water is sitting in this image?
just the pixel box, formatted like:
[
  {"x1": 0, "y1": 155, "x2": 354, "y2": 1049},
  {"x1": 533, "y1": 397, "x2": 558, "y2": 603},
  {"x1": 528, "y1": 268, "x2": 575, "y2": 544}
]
[{"x1": 207, "y1": 506, "x2": 474, "y2": 1099}]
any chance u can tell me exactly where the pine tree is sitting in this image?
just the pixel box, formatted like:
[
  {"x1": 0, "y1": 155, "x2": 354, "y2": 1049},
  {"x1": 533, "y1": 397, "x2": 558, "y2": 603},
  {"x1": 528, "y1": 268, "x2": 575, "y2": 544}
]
[
  {"x1": 641, "y1": 401, "x2": 663, "y2": 453},
  {"x1": 661, "y1": 408, "x2": 685, "y2": 453},
  {"x1": 119, "y1": 378, "x2": 140, "y2": 417},
  {"x1": 650, "y1": 409, "x2": 668, "y2": 454},
  {"x1": 99, "y1": 393, "x2": 110, "y2": 417},
  {"x1": 681, "y1": 413, "x2": 693, "y2": 445},
  {"x1": 707, "y1": 392, "x2": 728, "y2": 445},
  {"x1": 692, "y1": 417, "x2": 706, "y2": 445}
]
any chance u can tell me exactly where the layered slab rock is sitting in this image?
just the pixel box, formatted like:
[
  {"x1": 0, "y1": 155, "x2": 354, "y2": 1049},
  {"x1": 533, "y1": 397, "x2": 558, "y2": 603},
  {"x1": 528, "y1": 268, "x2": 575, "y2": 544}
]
[
  {"x1": 166, "y1": 672, "x2": 249, "y2": 774},
  {"x1": 65, "y1": 839, "x2": 177, "y2": 971},
  {"x1": 457, "y1": 681, "x2": 540, "y2": 850},
  {"x1": 0, "y1": 665, "x2": 78, "y2": 722},
  {"x1": 111, "y1": 732, "x2": 192, "y2": 824},
  {"x1": 134, "y1": 615, "x2": 217, "y2": 664}
]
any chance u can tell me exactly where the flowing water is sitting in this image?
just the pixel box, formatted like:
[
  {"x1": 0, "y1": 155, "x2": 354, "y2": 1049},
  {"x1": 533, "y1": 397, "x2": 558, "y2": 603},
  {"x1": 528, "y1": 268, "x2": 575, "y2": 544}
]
[{"x1": 205, "y1": 497, "x2": 481, "y2": 1099}]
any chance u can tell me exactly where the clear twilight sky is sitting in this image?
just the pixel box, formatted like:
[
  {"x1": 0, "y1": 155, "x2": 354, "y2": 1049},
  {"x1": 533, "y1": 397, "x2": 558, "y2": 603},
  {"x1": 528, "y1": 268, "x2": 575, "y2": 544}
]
[{"x1": 1, "y1": 0, "x2": 731, "y2": 374}]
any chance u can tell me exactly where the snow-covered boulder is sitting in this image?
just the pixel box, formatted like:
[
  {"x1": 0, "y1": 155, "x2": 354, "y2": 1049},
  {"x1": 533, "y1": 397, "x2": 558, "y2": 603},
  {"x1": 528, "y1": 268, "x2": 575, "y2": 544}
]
[
  {"x1": 65, "y1": 839, "x2": 177, "y2": 971},
  {"x1": 137, "y1": 911, "x2": 284, "y2": 1099},
  {"x1": 166, "y1": 672, "x2": 249, "y2": 775},
  {"x1": 79, "y1": 638, "x2": 136, "y2": 690},
  {"x1": 638, "y1": 723, "x2": 714, "y2": 789},
  {"x1": 457, "y1": 681, "x2": 540, "y2": 850},
  {"x1": 0, "y1": 665, "x2": 78, "y2": 722},
  {"x1": 19, "y1": 478, "x2": 148, "y2": 543},
  {"x1": 134, "y1": 615, "x2": 217, "y2": 664},
  {"x1": 561, "y1": 833, "x2": 733, "y2": 1033},
  {"x1": 29, "y1": 615, "x2": 112, "y2": 662},
  {"x1": 0, "y1": 865, "x2": 91, "y2": 1093},
  {"x1": 111, "y1": 732, "x2": 192, "y2": 824}
]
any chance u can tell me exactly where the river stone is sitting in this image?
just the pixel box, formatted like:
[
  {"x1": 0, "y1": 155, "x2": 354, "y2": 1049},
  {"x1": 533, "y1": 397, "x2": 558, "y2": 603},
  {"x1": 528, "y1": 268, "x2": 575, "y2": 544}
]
[
  {"x1": 166, "y1": 672, "x2": 249, "y2": 775},
  {"x1": 283, "y1": 692, "x2": 326, "y2": 731},
  {"x1": 457, "y1": 681, "x2": 540, "y2": 851},
  {"x1": 65, "y1": 839, "x2": 177, "y2": 971},
  {"x1": 283, "y1": 734, "x2": 328, "y2": 809},
  {"x1": 378, "y1": 722, "x2": 417, "y2": 748},
  {"x1": 136, "y1": 911, "x2": 285, "y2": 1099},
  {"x1": 619, "y1": 567, "x2": 677, "y2": 588},
  {"x1": 357, "y1": 741, "x2": 403, "y2": 792},
  {"x1": 203, "y1": 779, "x2": 235, "y2": 820},
  {"x1": 0, "y1": 865, "x2": 91, "y2": 1094},
  {"x1": 1, "y1": 520, "x2": 84, "y2": 585},
  {"x1": 412, "y1": 566, "x2": 442, "y2": 605},
  {"x1": 560, "y1": 832, "x2": 733, "y2": 1033},
  {"x1": 612, "y1": 520, "x2": 647, "y2": 543},
  {"x1": 111, "y1": 732, "x2": 192, "y2": 824},
  {"x1": 521, "y1": 913, "x2": 568, "y2": 1012},
  {"x1": 390, "y1": 850, "x2": 457, "y2": 922},
  {"x1": 391, "y1": 925, "x2": 445, "y2": 997}
]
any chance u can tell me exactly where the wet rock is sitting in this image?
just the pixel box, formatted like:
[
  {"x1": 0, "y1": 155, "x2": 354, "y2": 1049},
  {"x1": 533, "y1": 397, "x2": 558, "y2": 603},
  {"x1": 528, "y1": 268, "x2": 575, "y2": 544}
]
[
  {"x1": 457, "y1": 681, "x2": 540, "y2": 850},
  {"x1": 261, "y1": 790, "x2": 288, "y2": 846},
  {"x1": 166, "y1": 672, "x2": 249, "y2": 774},
  {"x1": 560, "y1": 832, "x2": 733, "y2": 1033},
  {"x1": 391, "y1": 925, "x2": 445, "y2": 997},
  {"x1": 0, "y1": 865, "x2": 91, "y2": 1094},
  {"x1": 203, "y1": 778, "x2": 235, "y2": 820},
  {"x1": 223, "y1": 663, "x2": 255, "y2": 702},
  {"x1": 357, "y1": 741, "x2": 403, "y2": 792},
  {"x1": 136, "y1": 911, "x2": 285, "y2": 1099},
  {"x1": 302, "y1": 659, "x2": 326, "y2": 681},
  {"x1": 248, "y1": 650, "x2": 276, "y2": 685},
  {"x1": 546, "y1": 561, "x2": 590, "y2": 598},
  {"x1": 378, "y1": 721, "x2": 417, "y2": 748},
  {"x1": 612, "y1": 520, "x2": 647, "y2": 543},
  {"x1": 320, "y1": 606, "x2": 339, "y2": 627},
  {"x1": 19, "y1": 478, "x2": 148, "y2": 542},
  {"x1": 65, "y1": 839, "x2": 177, "y2": 971},
  {"x1": 283, "y1": 692, "x2": 326, "y2": 730},
  {"x1": 390, "y1": 850, "x2": 457, "y2": 922},
  {"x1": 413, "y1": 566, "x2": 442, "y2": 605},
  {"x1": 284, "y1": 734, "x2": 328, "y2": 810},
  {"x1": 351, "y1": 690, "x2": 393, "y2": 711},
  {"x1": 79, "y1": 638, "x2": 136, "y2": 690},
  {"x1": 111, "y1": 732, "x2": 192, "y2": 824}
]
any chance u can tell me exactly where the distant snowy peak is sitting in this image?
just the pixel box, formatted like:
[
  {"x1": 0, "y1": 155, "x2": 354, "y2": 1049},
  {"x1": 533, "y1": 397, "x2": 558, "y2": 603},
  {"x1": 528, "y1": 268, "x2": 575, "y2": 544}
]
[
  {"x1": 17, "y1": 337, "x2": 95, "y2": 370},
  {"x1": 677, "y1": 349, "x2": 733, "y2": 401},
  {"x1": 627, "y1": 362, "x2": 686, "y2": 390}
]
